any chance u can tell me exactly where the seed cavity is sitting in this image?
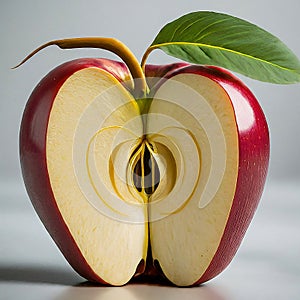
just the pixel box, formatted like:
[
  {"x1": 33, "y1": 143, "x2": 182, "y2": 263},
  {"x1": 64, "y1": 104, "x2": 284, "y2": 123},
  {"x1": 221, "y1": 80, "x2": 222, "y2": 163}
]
[{"x1": 130, "y1": 139, "x2": 160, "y2": 196}]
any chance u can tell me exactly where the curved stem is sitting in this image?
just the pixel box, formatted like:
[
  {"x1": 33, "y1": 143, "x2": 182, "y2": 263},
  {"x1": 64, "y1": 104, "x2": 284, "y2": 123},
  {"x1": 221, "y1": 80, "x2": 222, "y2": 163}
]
[
  {"x1": 141, "y1": 46, "x2": 154, "y2": 73},
  {"x1": 13, "y1": 37, "x2": 149, "y2": 97}
]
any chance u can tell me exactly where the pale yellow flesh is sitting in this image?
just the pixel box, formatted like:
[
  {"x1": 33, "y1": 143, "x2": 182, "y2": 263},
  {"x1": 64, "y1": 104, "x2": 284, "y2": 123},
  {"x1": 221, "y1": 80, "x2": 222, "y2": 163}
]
[
  {"x1": 46, "y1": 68, "x2": 238, "y2": 286},
  {"x1": 148, "y1": 74, "x2": 239, "y2": 286},
  {"x1": 46, "y1": 68, "x2": 146, "y2": 285}
]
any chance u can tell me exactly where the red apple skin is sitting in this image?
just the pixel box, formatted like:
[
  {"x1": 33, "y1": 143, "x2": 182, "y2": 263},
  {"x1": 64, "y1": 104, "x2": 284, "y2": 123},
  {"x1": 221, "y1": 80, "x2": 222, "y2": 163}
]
[
  {"x1": 20, "y1": 58, "x2": 132, "y2": 284},
  {"x1": 145, "y1": 63, "x2": 188, "y2": 89},
  {"x1": 156, "y1": 64, "x2": 270, "y2": 285},
  {"x1": 20, "y1": 59, "x2": 269, "y2": 285}
]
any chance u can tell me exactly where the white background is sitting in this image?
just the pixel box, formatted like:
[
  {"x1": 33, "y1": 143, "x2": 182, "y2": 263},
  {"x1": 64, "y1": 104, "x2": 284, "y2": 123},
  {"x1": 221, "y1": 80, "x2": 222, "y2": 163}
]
[{"x1": 1, "y1": 1, "x2": 299, "y2": 299}]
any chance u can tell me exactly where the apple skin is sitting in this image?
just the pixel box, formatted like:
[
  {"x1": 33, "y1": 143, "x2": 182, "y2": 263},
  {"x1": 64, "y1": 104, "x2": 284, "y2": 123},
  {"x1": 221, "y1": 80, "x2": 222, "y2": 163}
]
[
  {"x1": 145, "y1": 63, "x2": 188, "y2": 89},
  {"x1": 20, "y1": 59, "x2": 269, "y2": 285}
]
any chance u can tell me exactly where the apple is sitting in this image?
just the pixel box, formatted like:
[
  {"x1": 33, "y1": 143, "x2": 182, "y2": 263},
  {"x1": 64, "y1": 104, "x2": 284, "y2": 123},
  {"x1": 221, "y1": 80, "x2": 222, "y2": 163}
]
[
  {"x1": 17, "y1": 6, "x2": 300, "y2": 284},
  {"x1": 19, "y1": 44, "x2": 269, "y2": 285}
]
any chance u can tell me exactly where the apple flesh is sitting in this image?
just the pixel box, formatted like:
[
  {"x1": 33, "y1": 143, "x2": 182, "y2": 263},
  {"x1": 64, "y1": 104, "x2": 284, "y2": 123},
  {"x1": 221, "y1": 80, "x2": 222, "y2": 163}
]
[
  {"x1": 148, "y1": 65, "x2": 269, "y2": 285},
  {"x1": 20, "y1": 58, "x2": 269, "y2": 286}
]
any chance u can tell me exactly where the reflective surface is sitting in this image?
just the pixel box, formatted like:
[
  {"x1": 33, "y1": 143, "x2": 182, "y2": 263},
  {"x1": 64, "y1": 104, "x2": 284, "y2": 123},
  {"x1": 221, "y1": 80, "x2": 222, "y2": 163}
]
[{"x1": 1, "y1": 180, "x2": 300, "y2": 300}]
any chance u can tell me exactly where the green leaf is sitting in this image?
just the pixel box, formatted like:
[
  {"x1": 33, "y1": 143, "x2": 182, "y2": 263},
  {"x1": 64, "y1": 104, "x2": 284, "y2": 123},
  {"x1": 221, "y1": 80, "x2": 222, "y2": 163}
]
[{"x1": 143, "y1": 11, "x2": 300, "y2": 84}]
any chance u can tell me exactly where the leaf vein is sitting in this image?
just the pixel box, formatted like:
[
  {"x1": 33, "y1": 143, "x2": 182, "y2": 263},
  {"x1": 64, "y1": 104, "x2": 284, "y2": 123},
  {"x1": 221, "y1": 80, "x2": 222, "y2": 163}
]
[{"x1": 150, "y1": 42, "x2": 299, "y2": 73}]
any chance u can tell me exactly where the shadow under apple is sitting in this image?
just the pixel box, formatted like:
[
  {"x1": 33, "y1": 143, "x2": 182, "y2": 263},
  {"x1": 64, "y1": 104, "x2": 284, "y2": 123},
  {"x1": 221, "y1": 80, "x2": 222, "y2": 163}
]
[
  {"x1": 56, "y1": 280, "x2": 229, "y2": 300},
  {"x1": 0, "y1": 265, "x2": 82, "y2": 285},
  {"x1": 0, "y1": 264, "x2": 230, "y2": 300}
]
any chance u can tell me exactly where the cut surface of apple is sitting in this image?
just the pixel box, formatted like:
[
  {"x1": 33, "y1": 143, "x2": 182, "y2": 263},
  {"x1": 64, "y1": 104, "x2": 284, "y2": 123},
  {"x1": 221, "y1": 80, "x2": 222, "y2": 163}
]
[
  {"x1": 47, "y1": 66, "x2": 238, "y2": 286},
  {"x1": 46, "y1": 67, "x2": 147, "y2": 285},
  {"x1": 147, "y1": 73, "x2": 239, "y2": 286}
]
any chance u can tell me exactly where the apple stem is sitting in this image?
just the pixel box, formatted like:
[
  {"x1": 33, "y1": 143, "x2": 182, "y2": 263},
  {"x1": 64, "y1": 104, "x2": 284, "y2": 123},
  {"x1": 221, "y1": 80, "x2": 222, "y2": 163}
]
[
  {"x1": 141, "y1": 47, "x2": 153, "y2": 73},
  {"x1": 13, "y1": 37, "x2": 149, "y2": 97}
]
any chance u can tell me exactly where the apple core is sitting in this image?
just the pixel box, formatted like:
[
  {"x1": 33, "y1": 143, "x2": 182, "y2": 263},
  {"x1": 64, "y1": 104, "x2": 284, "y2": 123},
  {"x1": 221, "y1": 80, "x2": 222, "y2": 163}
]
[{"x1": 130, "y1": 139, "x2": 160, "y2": 196}]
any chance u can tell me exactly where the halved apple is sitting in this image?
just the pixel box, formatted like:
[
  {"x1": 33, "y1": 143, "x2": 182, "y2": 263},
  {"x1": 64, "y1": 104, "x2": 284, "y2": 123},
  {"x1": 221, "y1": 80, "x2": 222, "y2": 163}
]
[{"x1": 20, "y1": 58, "x2": 269, "y2": 286}]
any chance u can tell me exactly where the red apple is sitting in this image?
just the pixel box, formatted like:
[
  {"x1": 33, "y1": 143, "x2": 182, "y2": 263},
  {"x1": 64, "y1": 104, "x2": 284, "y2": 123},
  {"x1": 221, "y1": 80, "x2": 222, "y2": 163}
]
[{"x1": 20, "y1": 54, "x2": 269, "y2": 286}]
